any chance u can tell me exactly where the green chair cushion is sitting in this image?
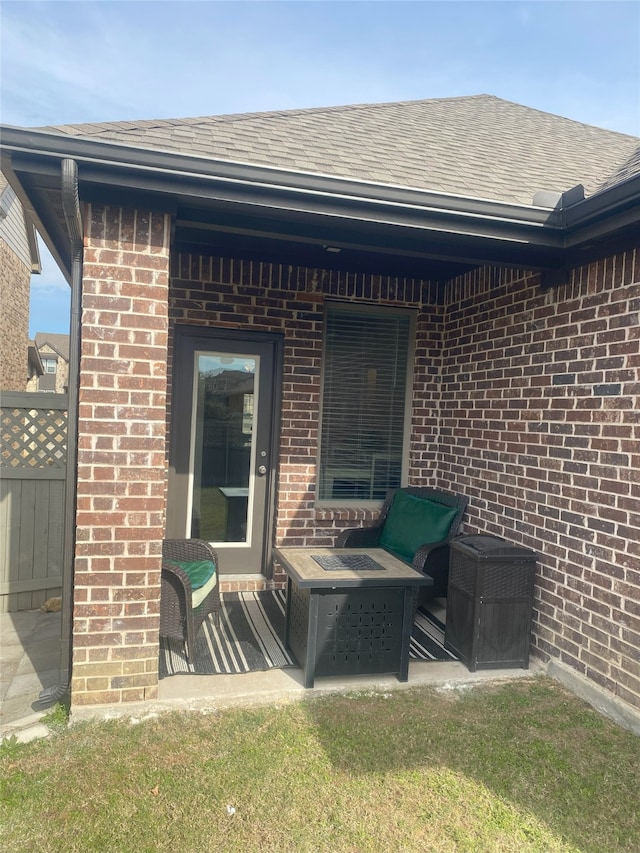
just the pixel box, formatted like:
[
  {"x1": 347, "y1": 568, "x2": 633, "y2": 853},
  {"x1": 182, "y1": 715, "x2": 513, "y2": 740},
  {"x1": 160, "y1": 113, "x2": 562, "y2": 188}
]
[
  {"x1": 379, "y1": 492, "x2": 458, "y2": 563},
  {"x1": 165, "y1": 559, "x2": 216, "y2": 591},
  {"x1": 191, "y1": 570, "x2": 218, "y2": 609}
]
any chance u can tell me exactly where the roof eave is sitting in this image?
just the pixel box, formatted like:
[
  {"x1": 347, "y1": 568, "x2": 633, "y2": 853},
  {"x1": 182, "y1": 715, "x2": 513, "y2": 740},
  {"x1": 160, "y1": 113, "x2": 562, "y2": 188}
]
[
  {"x1": 0, "y1": 147, "x2": 71, "y2": 282},
  {"x1": 28, "y1": 341, "x2": 44, "y2": 375},
  {"x1": 1, "y1": 123, "x2": 564, "y2": 225},
  {"x1": 562, "y1": 173, "x2": 640, "y2": 246},
  {"x1": 26, "y1": 221, "x2": 41, "y2": 273},
  {"x1": 2, "y1": 124, "x2": 638, "y2": 280}
]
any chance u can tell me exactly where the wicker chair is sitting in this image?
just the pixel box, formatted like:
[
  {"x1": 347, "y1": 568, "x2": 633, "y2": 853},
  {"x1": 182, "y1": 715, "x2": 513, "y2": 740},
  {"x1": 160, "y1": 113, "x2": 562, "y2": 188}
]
[
  {"x1": 335, "y1": 487, "x2": 468, "y2": 598},
  {"x1": 160, "y1": 539, "x2": 221, "y2": 661}
]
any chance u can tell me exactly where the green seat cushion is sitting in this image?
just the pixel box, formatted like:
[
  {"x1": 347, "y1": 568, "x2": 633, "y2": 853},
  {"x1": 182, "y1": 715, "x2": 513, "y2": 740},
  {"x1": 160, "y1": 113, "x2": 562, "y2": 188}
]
[
  {"x1": 379, "y1": 492, "x2": 458, "y2": 563},
  {"x1": 191, "y1": 570, "x2": 218, "y2": 609},
  {"x1": 165, "y1": 559, "x2": 216, "y2": 591}
]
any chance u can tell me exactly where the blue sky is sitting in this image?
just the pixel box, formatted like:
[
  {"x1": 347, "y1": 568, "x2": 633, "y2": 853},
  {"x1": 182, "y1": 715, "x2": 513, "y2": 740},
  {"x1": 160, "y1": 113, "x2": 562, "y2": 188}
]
[{"x1": 1, "y1": 0, "x2": 639, "y2": 336}]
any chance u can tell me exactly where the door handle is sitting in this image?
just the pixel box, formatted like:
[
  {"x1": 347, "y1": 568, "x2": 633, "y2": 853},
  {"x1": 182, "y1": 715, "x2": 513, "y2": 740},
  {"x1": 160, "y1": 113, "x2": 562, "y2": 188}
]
[{"x1": 258, "y1": 465, "x2": 267, "y2": 475}]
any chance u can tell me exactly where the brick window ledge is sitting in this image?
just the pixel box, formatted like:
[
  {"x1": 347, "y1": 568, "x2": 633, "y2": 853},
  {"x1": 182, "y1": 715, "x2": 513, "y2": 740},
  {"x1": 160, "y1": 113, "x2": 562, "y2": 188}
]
[{"x1": 314, "y1": 505, "x2": 382, "y2": 523}]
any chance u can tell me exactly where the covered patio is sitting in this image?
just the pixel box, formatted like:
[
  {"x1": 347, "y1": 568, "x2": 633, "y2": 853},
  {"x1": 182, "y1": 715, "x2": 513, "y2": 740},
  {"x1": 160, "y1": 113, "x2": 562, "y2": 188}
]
[{"x1": 1, "y1": 95, "x2": 638, "y2": 722}]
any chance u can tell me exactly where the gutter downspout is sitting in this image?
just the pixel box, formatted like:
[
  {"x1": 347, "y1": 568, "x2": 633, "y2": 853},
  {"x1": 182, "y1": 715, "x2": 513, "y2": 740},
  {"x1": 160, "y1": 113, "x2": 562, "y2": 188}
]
[{"x1": 37, "y1": 159, "x2": 83, "y2": 709}]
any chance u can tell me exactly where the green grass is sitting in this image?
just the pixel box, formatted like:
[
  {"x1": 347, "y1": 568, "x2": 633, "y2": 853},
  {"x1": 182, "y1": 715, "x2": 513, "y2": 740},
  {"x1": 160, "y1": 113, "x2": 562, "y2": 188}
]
[
  {"x1": 196, "y1": 486, "x2": 228, "y2": 540},
  {"x1": 1, "y1": 678, "x2": 639, "y2": 853}
]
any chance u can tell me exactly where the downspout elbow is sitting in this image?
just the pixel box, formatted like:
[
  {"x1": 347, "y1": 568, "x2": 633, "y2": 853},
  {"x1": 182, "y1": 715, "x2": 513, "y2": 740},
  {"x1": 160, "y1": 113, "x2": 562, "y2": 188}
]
[{"x1": 62, "y1": 159, "x2": 83, "y2": 257}]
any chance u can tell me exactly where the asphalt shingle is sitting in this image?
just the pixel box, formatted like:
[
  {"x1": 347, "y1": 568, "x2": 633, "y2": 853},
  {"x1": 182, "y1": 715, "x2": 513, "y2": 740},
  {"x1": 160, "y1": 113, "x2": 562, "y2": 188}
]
[
  {"x1": 34, "y1": 333, "x2": 70, "y2": 361},
  {"x1": 39, "y1": 95, "x2": 639, "y2": 206}
]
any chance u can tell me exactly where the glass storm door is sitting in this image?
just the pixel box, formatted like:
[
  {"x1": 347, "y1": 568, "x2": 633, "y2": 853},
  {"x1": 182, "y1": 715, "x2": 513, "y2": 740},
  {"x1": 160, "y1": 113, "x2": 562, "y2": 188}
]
[{"x1": 168, "y1": 329, "x2": 281, "y2": 575}]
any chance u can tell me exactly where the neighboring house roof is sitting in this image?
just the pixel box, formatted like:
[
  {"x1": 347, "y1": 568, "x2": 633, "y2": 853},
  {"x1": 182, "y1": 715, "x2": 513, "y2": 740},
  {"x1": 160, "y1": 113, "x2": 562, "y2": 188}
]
[
  {"x1": 40, "y1": 95, "x2": 639, "y2": 205},
  {"x1": 35, "y1": 333, "x2": 70, "y2": 361}
]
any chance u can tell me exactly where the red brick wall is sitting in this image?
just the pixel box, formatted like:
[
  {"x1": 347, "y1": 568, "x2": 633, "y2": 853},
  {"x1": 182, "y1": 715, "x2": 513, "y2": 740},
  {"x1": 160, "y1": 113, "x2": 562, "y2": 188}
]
[
  {"x1": 72, "y1": 203, "x2": 171, "y2": 706},
  {"x1": 440, "y1": 248, "x2": 640, "y2": 709},
  {"x1": 169, "y1": 255, "x2": 442, "y2": 586},
  {"x1": 171, "y1": 246, "x2": 639, "y2": 710},
  {"x1": 0, "y1": 241, "x2": 30, "y2": 390},
  {"x1": 74, "y1": 230, "x2": 638, "y2": 713}
]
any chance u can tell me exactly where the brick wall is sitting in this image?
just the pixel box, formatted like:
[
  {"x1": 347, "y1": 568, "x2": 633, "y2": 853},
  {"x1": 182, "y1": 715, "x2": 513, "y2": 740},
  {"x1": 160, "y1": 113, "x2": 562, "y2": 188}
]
[
  {"x1": 75, "y1": 234, "x2": 638, "y2": 712},
  {"x1": 0, "y1": 240, "x2": 30, "y2": 390},
  {"x1": 72, "y1": 203, "x2": 171, "y2": 706},
  {"x1": 440, "y1": 247, "x2": 640, "y2": 710},
  {"x1": 169, "y1": 255, "x2": 442, "y2": 589},
  {"x1": 170, "y1": 246, "x2": 639, "y2": 710}
]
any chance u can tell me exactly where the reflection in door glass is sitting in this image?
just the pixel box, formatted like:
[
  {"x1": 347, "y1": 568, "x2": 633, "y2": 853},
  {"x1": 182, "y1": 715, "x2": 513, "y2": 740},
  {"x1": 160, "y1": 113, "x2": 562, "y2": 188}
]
[{"x1": 190, "y1": 354, "x2": 256, "y2": 543}]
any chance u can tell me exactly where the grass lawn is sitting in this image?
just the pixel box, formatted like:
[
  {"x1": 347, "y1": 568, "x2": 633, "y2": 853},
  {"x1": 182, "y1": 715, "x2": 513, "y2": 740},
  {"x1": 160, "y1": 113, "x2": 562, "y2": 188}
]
[
  {"x1": 195, "y1": 486, "x2": 228, "y2": 541},
  {"x1": 1, "y1": 677, "x2": 639, "y2": 853}
]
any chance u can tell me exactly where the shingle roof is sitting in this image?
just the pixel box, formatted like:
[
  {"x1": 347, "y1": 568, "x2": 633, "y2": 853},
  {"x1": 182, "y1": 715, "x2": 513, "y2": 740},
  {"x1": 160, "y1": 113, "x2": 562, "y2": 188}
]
[
  {"x1": 35, "y1": 333, "x2": 70, "y2": 361},
  {"x1": 596, "y1": 142, "x2": 640, "y2": 193},
  {"x1": 40, "y1": 95, "x2": 638, "y2": 206}
]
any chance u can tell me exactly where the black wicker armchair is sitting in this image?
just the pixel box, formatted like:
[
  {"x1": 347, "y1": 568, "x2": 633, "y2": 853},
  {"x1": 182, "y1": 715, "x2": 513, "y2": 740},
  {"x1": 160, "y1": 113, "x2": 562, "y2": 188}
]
[
  {"x1": 335, "y1": 487, "x2": 468, "y2": 598},
  {"x1": 160, "y1": 539, "x2": 221, "y2": 661}
]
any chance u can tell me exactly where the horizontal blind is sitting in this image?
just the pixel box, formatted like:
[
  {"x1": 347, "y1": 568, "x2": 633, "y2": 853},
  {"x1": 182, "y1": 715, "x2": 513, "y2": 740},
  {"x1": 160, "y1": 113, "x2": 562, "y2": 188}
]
[{"x1": 319, "y1": 305, "x2": 410, "y2": 500}]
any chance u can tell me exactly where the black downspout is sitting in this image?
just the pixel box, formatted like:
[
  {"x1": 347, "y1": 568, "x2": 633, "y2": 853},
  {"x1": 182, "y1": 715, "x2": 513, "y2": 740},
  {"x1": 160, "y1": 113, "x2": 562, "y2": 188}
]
[{"x1": 36, "y1": 159, "x2": 82, "y2": 709}]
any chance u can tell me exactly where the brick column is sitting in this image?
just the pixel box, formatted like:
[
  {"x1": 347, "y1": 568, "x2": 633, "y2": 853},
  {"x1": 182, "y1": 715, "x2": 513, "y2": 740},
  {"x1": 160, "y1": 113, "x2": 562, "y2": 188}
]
[{"x1": 72, "y1": 204, "x2": 171, "y2": 706}]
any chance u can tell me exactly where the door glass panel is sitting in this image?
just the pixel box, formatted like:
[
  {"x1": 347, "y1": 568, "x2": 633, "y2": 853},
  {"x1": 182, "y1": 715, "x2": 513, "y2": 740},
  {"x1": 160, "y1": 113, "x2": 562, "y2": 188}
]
[{"x1": 190, "y1": 353, "x2": 257, "y2": 544}]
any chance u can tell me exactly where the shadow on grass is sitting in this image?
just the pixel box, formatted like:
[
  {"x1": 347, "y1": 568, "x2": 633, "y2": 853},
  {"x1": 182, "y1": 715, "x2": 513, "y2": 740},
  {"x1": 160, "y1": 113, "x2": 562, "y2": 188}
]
[{"x1": 303, "y1": 676, "x2": 640, "y2": 853}]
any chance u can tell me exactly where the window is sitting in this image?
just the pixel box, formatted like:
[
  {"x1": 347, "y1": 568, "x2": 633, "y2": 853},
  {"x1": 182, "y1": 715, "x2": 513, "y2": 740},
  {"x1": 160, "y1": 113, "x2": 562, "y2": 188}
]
[
  {"x1": 318, "y1": 303, "x2": 414, "y2": 502},
  {"x1": 42, "y1": 358, "x2": 57, "y2": 374}
]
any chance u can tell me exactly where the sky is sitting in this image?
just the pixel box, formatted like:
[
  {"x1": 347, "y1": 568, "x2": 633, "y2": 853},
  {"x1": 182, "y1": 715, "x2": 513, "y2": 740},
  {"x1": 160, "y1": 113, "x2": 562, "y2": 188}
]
[{"x1": 1, "y1": 0, "x2": 639, "y2": 337}]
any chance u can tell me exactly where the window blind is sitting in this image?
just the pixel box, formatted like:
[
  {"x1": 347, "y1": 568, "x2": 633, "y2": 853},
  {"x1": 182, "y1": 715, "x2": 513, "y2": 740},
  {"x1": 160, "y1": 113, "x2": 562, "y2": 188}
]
[{"x1": 319, "y1": 305, "x2": 411, "y2": 501}]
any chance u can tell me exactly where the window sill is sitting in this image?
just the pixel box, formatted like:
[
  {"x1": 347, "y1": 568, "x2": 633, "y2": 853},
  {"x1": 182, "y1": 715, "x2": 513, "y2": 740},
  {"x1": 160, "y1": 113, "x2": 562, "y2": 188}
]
[{"x1": 314, "y1": 503, "x2": 382, "y2": 522}]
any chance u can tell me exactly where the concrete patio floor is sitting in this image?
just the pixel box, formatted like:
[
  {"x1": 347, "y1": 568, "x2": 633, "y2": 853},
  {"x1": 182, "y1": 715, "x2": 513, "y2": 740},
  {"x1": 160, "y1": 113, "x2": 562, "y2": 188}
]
[
  {"x1": 1, "y1": 607, "x2": 543, "y2": 741},
  {"x1": 1, "y1": 608, "x2": 64, "y2": 741}
]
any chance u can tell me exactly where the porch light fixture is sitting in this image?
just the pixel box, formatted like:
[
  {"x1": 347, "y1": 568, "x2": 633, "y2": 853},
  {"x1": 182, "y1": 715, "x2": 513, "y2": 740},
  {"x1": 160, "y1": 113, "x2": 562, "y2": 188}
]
[{"x1": 323, "y1": 245, "x2": 342, "y2": 253}]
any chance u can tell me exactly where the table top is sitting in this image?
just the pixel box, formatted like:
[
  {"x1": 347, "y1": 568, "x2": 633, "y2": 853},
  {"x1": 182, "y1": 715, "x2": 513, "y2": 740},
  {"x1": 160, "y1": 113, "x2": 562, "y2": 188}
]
[{"x1": 274, "y1": 546, "x2": 433, "y2": 589}]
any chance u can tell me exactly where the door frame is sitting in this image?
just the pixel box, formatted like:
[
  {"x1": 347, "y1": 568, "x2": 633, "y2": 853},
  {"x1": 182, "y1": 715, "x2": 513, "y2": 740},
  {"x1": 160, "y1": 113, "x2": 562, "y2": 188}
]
[{"x1": 167, "y1": 324, "x2": 284, "y2": 578}]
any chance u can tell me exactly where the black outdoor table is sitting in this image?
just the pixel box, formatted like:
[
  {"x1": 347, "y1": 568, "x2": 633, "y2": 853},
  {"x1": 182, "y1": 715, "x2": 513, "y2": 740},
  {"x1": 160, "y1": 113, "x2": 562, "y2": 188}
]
[{"x1": 274, "y1": 546, "x2": 433, "y2": 688}]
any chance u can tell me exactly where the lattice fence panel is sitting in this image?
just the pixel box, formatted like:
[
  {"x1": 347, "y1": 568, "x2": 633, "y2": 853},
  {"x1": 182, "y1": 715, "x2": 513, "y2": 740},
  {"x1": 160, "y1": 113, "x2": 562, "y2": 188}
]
[{"x1": 1, "y1": 394, "x2": 68, "y2": 470}]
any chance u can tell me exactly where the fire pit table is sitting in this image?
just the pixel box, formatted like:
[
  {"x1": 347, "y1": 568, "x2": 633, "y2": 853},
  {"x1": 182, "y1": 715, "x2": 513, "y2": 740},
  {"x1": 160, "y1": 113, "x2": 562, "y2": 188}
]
[{"x1": 274, "y1": 546, "x2": 432, "y2": 688}]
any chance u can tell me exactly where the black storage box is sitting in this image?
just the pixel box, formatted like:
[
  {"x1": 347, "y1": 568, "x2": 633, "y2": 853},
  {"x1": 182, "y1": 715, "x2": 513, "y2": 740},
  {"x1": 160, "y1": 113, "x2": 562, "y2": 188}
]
[{"x1": 444, "y1": 535, "x2": 537, "y2": 672}]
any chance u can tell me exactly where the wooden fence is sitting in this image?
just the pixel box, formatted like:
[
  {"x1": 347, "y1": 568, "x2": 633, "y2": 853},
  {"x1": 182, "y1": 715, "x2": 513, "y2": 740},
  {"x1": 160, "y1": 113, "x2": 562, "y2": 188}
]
[{"x1": 0, "y1": 392, "x2": 68, "y2": 612}]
